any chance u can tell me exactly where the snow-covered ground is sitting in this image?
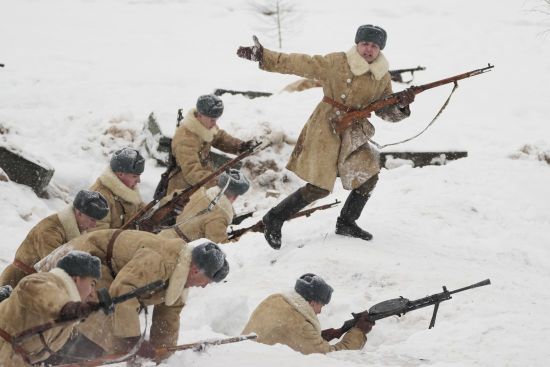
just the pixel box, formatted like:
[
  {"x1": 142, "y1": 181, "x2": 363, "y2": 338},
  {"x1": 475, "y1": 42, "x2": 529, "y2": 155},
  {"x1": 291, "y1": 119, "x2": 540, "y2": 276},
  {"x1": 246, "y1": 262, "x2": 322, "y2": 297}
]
[{"x1": 1, "y1": 0, "x2": 550, "y2": 365}]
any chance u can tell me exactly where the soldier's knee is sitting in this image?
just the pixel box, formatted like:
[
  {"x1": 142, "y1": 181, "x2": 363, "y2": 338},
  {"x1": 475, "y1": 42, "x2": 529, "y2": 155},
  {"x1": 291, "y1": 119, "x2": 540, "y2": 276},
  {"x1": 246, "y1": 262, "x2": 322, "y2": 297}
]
[
  {"x1": 299, "y1": 184, "x2": 330, "y2": 203},
  {"x1": 356, "y1": 174, "x2": 379, "y2": 196}
]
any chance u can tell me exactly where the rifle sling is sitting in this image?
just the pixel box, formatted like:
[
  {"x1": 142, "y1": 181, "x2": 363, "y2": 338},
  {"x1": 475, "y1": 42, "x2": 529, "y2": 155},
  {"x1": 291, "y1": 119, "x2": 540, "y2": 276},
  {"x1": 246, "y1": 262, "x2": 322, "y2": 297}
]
[
  {"x1": 106, "y1": 229, "x2": 124, "y2": 278},
  {"x1": 371, "y1": 82, "x2": 458, "y2": 149},
  {"x1": 174, "y1": 226, "x2": 191, "y2": 242},
  {"x1": 13, "y1": 259, "x2": 37, "y2": 275},
  {"x1": 0, "y1": 327, "x2": 33, "y2": 364}
]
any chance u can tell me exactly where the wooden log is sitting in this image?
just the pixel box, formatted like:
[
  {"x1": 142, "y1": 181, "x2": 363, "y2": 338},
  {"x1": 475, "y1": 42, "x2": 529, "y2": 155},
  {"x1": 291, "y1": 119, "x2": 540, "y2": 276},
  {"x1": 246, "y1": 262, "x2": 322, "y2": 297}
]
[{"x1": 380, "y1": 151, "x2": 468, "y2": 168}]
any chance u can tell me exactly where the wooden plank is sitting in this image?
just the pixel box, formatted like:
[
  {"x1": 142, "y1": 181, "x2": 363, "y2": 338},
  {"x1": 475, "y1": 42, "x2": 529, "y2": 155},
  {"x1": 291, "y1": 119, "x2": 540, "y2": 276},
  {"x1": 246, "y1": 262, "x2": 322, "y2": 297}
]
[{"x1": 380, "y1": 151, "x2": 468, "y2": 168}]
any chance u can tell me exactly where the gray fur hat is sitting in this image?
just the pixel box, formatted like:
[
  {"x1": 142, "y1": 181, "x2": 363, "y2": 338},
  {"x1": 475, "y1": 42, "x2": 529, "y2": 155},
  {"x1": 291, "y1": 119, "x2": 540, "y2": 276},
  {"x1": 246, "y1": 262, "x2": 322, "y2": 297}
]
[
  {"x1": 56, "y1": 251, "x2": 101, "y2": 279},
  {"x1": 110, "y1": 147, "x2": 145, "y2": 175},
  {"x1": 295, "y1": 273, "x2": 333, "y2": 305},
  {"x1": 355, "y1": 24, "x2": 387, "y2": 50},
  {"x1": 196, "y1": 94, "x2": 224, "y2": 118},
  {"x1": 73, "y1": 190, "x2": 109, "y2": 220},
  {"x1": 218, "y1": 169, "x2": 250, "y2": 196},
  {"x1": 191, "y1": 241, "x2": 229, "y2": 282}
]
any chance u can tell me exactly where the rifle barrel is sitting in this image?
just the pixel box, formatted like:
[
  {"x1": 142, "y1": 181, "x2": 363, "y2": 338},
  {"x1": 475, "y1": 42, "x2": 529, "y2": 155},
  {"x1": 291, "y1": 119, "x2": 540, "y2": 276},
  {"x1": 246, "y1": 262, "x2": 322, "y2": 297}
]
[
  {"x1": 413, "y1": 64, "x2": 493, "y2": 94},
  {"x1": 449, "y1": 278, "x2": 491, "y2": 295},
  {"x1": 111, "y1": 280, "x2": 165, "y2": 304}
]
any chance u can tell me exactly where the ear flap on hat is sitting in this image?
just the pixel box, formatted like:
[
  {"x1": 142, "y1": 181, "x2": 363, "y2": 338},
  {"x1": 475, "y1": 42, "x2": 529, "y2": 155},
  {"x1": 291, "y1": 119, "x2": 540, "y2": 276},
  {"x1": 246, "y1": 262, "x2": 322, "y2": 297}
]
[{"x1": 165, "y1": 248, "x2": 191, "y2": 306}]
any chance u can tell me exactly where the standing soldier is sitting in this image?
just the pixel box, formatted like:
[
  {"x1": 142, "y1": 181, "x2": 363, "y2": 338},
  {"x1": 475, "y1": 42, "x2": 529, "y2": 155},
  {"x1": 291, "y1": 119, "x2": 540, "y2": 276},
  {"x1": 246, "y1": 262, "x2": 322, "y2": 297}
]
[
  {"x1": 237, "y1": 25, "x2": 415, "y2": 248},
  {"x1": 159, "y1": 169, "x2": 250, "y2": 243},
  {"x1": 242, "y1": 273, "x2": 374, "y2": 354},
  {"x1": 166, "y1": 94, "x2": 255, "y2": 196},
  {"x1": 90, "y1": 147, "x2": 145, "y2": 230},
  {"x1": 36, "y1": 230, "x2": 229, "y2": 364},
  {"x1": 0, "y1": 251, "x2": 101, "y2": 366},
  {"x1": 0, "y1": 190, "x2": 108, "y2": 288}
]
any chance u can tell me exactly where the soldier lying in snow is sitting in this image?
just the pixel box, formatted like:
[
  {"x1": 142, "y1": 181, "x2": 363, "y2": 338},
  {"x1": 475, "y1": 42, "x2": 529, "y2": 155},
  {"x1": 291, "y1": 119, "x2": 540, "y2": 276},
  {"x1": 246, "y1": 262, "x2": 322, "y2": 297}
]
[
  {"x1": 165, "y1": 94, "x2": 255, "y2": 197},
  {"x1": 35, "y1": 230, "x2": 229, "y2": 364},
  {"x1": 0, "y1": 190, "x2": 108, "y2": 288},
  {"x1": 159, "y1": 169, "x2": 250, "y2": 243},
  {"x1": 89, "y1": 147, "x2": 145, "y2": 230},
  {"x1": 0, "y1": 251, "x2": 101, "y2": 367},
  {"x1": 242, "y1": 273, "x2": 374, "y2": 355}
]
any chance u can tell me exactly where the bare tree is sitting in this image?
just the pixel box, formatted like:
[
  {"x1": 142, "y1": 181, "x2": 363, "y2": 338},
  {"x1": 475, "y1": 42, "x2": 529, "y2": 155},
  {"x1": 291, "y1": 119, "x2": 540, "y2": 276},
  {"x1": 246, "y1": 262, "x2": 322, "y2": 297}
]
[{"x1": 249, "y1": 0, "x2": 301, "y2": 49}]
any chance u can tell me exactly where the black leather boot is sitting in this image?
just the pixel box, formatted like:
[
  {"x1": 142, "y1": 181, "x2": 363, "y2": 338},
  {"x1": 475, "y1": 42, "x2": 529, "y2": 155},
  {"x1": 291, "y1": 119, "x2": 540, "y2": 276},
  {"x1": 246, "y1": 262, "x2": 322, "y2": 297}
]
[
  {"x1": 336, "y1": 189, "x2": 372, "y2": 241},
  {"x1": 262, "y1": 189, "x2": 310, "y2": 249}
]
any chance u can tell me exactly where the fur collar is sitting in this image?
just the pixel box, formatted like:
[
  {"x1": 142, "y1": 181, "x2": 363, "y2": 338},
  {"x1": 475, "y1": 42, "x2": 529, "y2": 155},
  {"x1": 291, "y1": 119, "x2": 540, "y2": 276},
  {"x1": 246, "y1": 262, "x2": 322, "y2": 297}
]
[
  {"x1": 346, "y1": 46, "x2": 389, "y2": 79},
  {"x1": 182, "y1": 108, "x2": 219, "y2": 143},
  {"x1": 206, "y1": 187, "x2": 234, "y2": 222},
  {"x1": 98, "y1": 168, "x2": 142, "y2": 205},
  {"x1": 49, "y1": 267, "x2": 82, "y2": 302},
  {"x1": 57, "y1": 206, "x2": 81, "y2": 241},
  {"x1": 281, "y1": 291, "x2": 321, "y2": 332},
  {"x1": 165, "y1": 243, "x2": 193, "y2": 306}
]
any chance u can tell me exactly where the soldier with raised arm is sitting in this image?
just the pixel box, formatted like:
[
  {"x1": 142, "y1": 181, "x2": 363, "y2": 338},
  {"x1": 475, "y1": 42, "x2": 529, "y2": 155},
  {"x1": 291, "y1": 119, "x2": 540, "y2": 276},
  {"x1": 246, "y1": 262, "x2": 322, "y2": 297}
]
[{"x1": 237, "y1": 25, "x2": 415, "y2": 248}]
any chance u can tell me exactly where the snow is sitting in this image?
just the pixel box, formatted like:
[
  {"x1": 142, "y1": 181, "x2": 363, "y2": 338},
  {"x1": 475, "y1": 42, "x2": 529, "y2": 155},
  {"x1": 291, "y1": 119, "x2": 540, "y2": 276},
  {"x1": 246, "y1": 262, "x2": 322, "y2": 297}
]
[{"x1": 1, "y1": 0, "x2": 550, "y2": 366}]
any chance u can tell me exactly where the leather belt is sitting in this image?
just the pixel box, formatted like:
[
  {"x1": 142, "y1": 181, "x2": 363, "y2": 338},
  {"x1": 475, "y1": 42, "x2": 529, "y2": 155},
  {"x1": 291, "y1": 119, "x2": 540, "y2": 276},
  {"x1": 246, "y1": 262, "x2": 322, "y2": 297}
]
[
  {"x1": 174, "y1": 226, "x2": 191, "y2": 242},
  {"x1": 322, "y1": 96, "x2": 356, "y2": 113},
  {"x1": 13, "y1": 259, "x2": 37, "y2": 275},
  {"x1": 0, "y1": 327, "x2": 32, "y2": 364},
  {"x1": 106, "y1": 229, "x2": 124, "y2": 278}
]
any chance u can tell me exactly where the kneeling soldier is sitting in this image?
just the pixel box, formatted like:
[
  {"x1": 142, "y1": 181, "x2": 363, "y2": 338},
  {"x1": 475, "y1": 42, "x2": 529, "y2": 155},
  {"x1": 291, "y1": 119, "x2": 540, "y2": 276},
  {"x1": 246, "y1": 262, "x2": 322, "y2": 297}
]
[
  {"x1": 242, "y1": 273, "x2": 374, "y2": 354},
  {"x1": 0, "y1": 251, "x2": 101, "y2": 366},
  {"x1": 90, "y1": 147, "x2": 145, "y2": 230},
  {"x1": 0, "y1": 190, "x2": 108, "y2": 288},
  {"x1": 159, "y1": 169, "x2": 250, "y2": 243},
  {"x1": 38, "y1": 230, "x2": 229, "y2": 364}
]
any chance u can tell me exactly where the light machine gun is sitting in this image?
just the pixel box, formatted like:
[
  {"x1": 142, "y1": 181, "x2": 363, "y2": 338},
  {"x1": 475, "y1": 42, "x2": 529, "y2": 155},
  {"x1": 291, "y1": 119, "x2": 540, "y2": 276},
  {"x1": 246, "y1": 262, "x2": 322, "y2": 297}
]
[{"x1": 321, "y1": 279, "x2": 491, "y2": 341}]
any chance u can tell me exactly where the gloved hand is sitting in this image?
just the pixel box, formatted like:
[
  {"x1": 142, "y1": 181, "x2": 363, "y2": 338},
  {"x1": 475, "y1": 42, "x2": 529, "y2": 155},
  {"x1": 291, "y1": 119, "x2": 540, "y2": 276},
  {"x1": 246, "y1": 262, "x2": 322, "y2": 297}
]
[
  {"x1": 237, "y1": 35, "x2": 264, "y2": 62},
  {"x1": 135, "y1": 340, "x2": 157, "y2": 360},
  {"x1": 59, "y1": 301, "x2": 99, "y2": 321},
  {"x1": 239, "y1": 139, "x2": 257, "y2": 153},
  {"x1": 355, "y1": 313, "x2": 375, "y2": 334},
  {"x1": 396, "y1": 87, "x2": 415, "y2": 108}
]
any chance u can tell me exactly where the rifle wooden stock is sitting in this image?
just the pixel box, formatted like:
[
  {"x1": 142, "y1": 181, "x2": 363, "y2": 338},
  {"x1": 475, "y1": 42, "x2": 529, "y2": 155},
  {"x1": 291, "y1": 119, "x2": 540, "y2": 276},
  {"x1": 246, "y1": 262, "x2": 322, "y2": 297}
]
[
  {"x1": 227, "y1": 200, "x2": 340, "y2": 241},
  {"x1": 335, "y1": 64, "x2": 494, "y2": 133},
  {"x1": 53, "y1": 334, "x2": 258, "y2": 367},
  {"x1": 322, "y1": 279, "x2": 491, "y2": 342},
  {"x1": 14, "y1": 281, "x2": 166, "y2": 345},
  {"x1": 123, "y1": 142, "x2": 260, "y2": 232}
]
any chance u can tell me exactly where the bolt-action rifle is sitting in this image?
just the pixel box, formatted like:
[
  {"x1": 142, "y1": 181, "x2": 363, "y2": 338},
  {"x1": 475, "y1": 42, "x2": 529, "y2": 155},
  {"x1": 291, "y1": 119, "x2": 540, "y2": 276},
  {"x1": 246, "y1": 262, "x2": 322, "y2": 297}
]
[
  {"x1": 389, "y1": 66, "x2": 426, "y2": 84},
  {"x1": 321, "y1": 279, "x2": 491, "y2": 342},
  {"x1": 53, "y1": 334, "x2": 258, "y2": 367},
  {"x1": 334, "y1": 64, "x2": 494, "y2": 134},
  {"x1": 152, "y1": 109, "x2": 184, "y2": 201},
  {"x1": 227, "y1": 199, "x2": 341, "y2": 241},
  {"x1": 122, "y1": 141, "x2": 261, "y2": 232},
  {"x1": 12, "y1": 280, "x2": 165, "y2": 344},
  {"x1": 231, "y1": 211, "x2": 255, "y2": 225}
]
